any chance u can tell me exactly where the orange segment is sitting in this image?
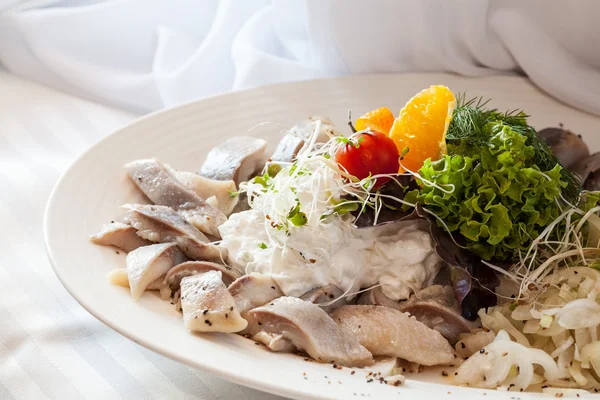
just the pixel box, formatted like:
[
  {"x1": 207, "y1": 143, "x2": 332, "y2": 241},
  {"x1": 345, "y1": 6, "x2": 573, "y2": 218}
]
[
  {"x1": 355, "y1": 107, "x2": 395, "y2": 135},
  {"x1": 388, "y1": 85, "x2": 456, "y2": 173}
]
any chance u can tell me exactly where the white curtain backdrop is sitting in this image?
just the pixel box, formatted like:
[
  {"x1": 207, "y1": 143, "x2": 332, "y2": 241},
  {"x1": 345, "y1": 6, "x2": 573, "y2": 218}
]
[{"x1": 1, "y1": 0, "x2": 599, "y2": 114}]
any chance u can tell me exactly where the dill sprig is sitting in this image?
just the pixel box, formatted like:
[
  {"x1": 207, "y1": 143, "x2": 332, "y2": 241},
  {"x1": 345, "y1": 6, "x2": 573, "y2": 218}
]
[{"x1": 447, "y1": 94, "x2": 581, "y2": 202}]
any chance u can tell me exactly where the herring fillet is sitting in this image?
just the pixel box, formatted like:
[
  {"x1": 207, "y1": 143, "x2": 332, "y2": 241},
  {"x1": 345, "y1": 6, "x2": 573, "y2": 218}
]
[
  {"x1": 125, "y1": 158, "x2": 226, "y2": 237},
  {"x1": 90, "y1": 221, "x2": 151, "y2": 252},
  {"x1": 173, "y1": 170, "x2": 239, "y2": 216},
  {"x1": 126, "y1": 242, "x2": 186, "y2": 300},
  {"x1": 300, "y1": 284, "x2": 347, "y2": 314},
  {"x1": 164, "y1": 260, "x2": 242, "y2": 293},
  {"x1": 121, "y1": 204, "x2": 224, "y2": 261},
  {"x1": 228, "y1": 273, "x2": 283, "y2": 314},
  {"x1": 247, "y1": 297, "x2": 373, "y2": 367},
  {"x1": 358, "y1": 285, "x2": 474, "y2": 345},
  {"x1": 332, "y1": 305, "x2": 456, "y2": 366},
  {"x1": 271, "y1": 119, "x2": 333, "y2": 162},
  {"x1": 180, "y1": 270, "x2": 247, "y2": 333},
  {"x1": 199, "y1": 136, "x2": 267, "y2": 185}
]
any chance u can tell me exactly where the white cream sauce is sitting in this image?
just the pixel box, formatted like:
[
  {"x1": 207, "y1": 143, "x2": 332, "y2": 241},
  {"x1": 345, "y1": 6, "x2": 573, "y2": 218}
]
[
  {"x1": 219, "y1": 139, "x2": 441, "y2": 300},
  {"x1": 220, "y1": 209, "x2": 440, "y2": 300}
]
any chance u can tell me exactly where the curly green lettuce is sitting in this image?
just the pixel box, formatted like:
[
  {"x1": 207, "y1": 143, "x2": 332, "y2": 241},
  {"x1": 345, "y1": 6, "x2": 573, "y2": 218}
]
[{"x1": 406, "y1": 121, "x2": 567, "y2": 260}]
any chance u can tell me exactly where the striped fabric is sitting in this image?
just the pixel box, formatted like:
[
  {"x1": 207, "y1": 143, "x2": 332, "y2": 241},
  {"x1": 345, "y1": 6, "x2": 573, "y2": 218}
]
[{"x1": 0, "y1": 69, "x2": 283, "y2": 400}]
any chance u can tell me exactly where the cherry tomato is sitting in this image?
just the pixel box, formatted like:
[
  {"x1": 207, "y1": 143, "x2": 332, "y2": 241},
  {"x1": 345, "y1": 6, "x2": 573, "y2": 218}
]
[{"x1": 335, "y1": 130, "x2": 400, "y2": 187}]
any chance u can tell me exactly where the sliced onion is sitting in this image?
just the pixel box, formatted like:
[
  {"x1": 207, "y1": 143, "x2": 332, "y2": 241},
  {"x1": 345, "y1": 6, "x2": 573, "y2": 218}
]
[
  {"x1": 581, "y1": 341, "x2": 600, "y2": 377},
  {"x1": 551, "y1": 331, "x2": 570, "y2": 348},
  {"x1": 575, "y1": 328, "x2": 592, "y2": 352},
  {"x1": 551, "y1": 336, "x2": 574, "y2": 359},
  {"x1": 453, "y1": 352, "x2": 493, "y2": 386},
  {"x1": 544, "y1": 267, "x2": 600, "y2": 286},
  {"x1": 530, "y1": 372, "x2": 545, "y2": 385},
  {"x1": 454, "y1": 330, "x2": 559, "y2": 390},
  {"x1": 559, "y1": 283, "x2": 577, "y2": 303},
  {"x1": 481, "y1": 352, "x2": 514, "y2": 388},
  {"x1": 510, "y1": 357, "x2": 534, "y2": 391},
  {"x1": 529, "y1": 347, "x2": 560, "y2": 382},
  {"x1": 365, "y1": 356, "x2": 398, "y2": 377},
  {"x1": 578, "y1": 277, "x2": 596, "y2": 298},
  {"x1": 556, "y1": 346, "x2": 574, "y2": 379},
  {"x1": 568, "y1": 361, "x2": 588, "y2": 387},
  {"x1": 532, "y1": 335, "x2": 550, "y2": 350},
  {"x1": 488, "y1": 311, "x2": 530, "y2": 346},
  {"x1": 512, "y1": 305, "x2": 535, "y2": 321},
  {"x1": 455, "y1": 330, "x2": 495, "y2": 358},
  {"x1": 587, "y1": 212, "x2": 600, "y2": 248},
  {"x1": 461, "y1": 266, "x2": 600, "y2": 392},
  {"x1": 556, "y1": 299, "x2": 600, "y2": 329},
  {"x1": 523, "y1": 319, "x2": 540, "y2": 334},
  {"x1": 591, "y1": 326, "x2": 599, "y2": 342},
  {"x1": 580, "y1": 368, "x2": 600, "y2": 389},
  {"x1": 496, "y1": 330, "x2": 511, "y2": 341},
  {"x1": 536, "y1": 319, "x2": 567, "y2": 337}
]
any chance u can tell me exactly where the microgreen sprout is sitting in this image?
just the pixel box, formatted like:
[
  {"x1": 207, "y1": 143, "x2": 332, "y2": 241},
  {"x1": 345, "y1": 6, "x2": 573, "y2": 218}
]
[
  {"x1": 287, "y1": 202, "x2": 308, "y2": 226},
  {"x1": 267, "y1": 163, "x2": 282, "y2": 177},
  {"x1": 336, "y1": 135, "x2": 364, "y2": 149},
  {"x1": 400, "y1": 146, "x2": 410, "y2": 160}
]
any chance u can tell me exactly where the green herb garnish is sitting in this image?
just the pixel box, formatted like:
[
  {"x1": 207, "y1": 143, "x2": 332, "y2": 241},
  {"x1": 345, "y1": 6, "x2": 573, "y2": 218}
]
[
  {"x1": 267, "y1": 163, "x2": 282, "y2": 177},
  {"x1": 287, "y1": 203, "x2": 308, "y2": 226},
  {"x1": 336, "y1": 135, "x2": 363, "y2": 149},
  {"x1": 405, "y1": 96, "x2": 582, "y2": 260},
  {"x1": 334, "y1": 201, "x2": 359, "y2": 215},
  {"x1": 447, "y1": 95, "x2": 580, "y2": 201}
]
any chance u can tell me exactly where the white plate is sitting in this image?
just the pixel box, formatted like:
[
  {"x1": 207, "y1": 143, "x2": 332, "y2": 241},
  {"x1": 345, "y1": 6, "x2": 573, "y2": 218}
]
[{"x1": 45, "y1": 73, "x2": 600, "y2": 400}]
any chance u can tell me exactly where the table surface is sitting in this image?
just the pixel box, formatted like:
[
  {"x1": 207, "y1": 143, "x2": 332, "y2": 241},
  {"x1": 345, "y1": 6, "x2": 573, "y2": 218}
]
[{"x1": 0, "y1": 69, "x2": 285, "y2": 400}]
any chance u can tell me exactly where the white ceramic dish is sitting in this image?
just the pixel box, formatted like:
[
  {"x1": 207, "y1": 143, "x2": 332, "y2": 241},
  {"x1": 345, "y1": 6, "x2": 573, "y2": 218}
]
[{"x1": 45, "y1": 74, "x2": 600, "y2": 399}]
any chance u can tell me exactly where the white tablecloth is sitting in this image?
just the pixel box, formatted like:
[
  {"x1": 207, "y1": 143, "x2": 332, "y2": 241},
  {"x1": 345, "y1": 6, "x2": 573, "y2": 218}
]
[{"x1": 0, "y1": 69, "x2": 284, "y2": 400}]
